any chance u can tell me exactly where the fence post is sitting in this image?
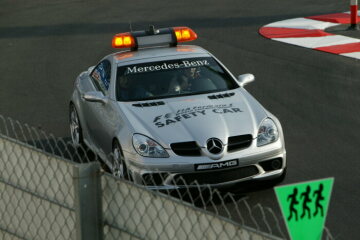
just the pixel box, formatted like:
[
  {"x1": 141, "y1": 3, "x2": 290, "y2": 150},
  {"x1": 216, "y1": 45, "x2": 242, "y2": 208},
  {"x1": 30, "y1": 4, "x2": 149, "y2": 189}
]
[
  {"x1": 350, "y1": 0, "x2": 359, "y2": 30},
  {"x1": 73, "y1": 162, "x2": 103, "y2": 240}
]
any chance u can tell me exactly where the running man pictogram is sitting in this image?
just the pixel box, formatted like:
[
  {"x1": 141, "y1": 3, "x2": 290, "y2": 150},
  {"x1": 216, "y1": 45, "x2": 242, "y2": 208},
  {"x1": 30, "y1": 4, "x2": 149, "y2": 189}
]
[
  {"x1": 300, "y1": 185, "x2": 312, "y2": 219},
  {"x1": 287, "y1": 187, "x2": 299, "y2": 221},
  {"x1": 313, "y1": 183, "x2": 325, "y2": 217},
  {"x1": 275, "y1": 178, "x2": 334, "y2": 240}
]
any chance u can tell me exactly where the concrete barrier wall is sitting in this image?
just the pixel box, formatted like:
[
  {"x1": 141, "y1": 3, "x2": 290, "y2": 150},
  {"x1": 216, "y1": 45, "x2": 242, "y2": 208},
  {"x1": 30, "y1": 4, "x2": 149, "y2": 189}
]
[
  {"x1": 0, "y1": 229, "x2": 23, "y2": 240},
  {"x1": 102, "y1": 175, "x2": 281, "y2": 240},
  {"x1": 0, "y1": 136, "x2": 76, "y2": 240},
  {"x1": 0, "y1": 134, "x2": 283, "y2": 240}
]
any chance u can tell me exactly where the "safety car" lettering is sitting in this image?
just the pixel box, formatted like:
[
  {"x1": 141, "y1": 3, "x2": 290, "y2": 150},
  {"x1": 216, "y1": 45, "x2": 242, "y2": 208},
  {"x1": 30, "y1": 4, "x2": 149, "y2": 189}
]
[{"x1": 153, "y1": 106, "x2": 242, "y2": 128}]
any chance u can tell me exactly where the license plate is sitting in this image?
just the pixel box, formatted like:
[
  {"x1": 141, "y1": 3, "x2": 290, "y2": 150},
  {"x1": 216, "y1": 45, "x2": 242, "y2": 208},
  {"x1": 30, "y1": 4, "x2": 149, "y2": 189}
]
[{"x1": 195, "y1": 159, "x2": 239, "y2": 171}]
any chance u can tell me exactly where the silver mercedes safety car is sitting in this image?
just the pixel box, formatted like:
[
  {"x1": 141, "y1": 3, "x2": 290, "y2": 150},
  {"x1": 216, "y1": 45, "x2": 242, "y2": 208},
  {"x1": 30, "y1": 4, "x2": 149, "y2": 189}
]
[{"x1": 69, "y1": 26, "x2": 286, "y2": 189}]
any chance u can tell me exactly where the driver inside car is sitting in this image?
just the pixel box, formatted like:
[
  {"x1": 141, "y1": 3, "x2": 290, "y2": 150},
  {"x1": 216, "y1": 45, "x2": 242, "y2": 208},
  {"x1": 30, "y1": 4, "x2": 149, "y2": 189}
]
[
  {"x1": 118, "y1": 75, "x2": 153, "y2": 100},
  {"x1": 168, "y1": 67, "x2": 198, "y2": 93}
]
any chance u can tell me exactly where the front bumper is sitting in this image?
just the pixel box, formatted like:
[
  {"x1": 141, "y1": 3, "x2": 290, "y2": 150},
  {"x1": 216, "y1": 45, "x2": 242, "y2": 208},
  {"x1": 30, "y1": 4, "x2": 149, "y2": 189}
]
[{"x1": 124, "y1": 139, "x2": 286, "y2": 190}]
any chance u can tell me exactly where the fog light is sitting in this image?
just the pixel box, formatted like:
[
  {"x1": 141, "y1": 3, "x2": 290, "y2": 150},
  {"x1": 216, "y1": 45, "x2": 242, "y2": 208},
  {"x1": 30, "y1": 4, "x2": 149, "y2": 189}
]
[
  {"x1": 259, "y1": 158, "x2": 283, "y2": 171},
  {"x1": 271, "y1": 159, "x2": 282, "y2": 170}
]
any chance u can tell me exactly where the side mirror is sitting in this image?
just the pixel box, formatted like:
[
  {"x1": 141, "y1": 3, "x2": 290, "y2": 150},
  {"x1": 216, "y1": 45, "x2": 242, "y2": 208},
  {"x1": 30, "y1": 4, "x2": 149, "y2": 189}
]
[
  {"x1": 237, "y1": 74, "x2": 255, "y2": 87},
  {"x1": 82, "y1": 91, "x2": 108, "y2": 104}
]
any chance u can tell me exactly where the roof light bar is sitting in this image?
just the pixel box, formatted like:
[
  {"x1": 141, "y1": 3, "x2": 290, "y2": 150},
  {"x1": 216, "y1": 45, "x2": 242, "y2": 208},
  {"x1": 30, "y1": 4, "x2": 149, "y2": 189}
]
[
  {"x1": 111, "y1": 26, "x2": 197, "y2": 50},
  {"x1": 112, "y1": 32, "x2": 136, "y2": 48},
  {"x1": 173, "y1": 27, "x2": 197, "y2": 42}
]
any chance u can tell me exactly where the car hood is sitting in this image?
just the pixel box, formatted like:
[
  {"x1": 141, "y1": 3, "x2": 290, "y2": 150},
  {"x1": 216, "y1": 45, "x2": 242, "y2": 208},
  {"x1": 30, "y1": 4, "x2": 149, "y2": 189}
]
[{"x1": 119, "y1": 90, "x2": 268, "y2": 148}]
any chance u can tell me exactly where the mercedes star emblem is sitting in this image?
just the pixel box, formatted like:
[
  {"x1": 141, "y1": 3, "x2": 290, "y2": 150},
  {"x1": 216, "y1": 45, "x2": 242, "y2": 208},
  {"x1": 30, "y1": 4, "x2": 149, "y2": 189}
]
[{"x1": 206, "y1": 138, "x2": 223, "y2": 154}]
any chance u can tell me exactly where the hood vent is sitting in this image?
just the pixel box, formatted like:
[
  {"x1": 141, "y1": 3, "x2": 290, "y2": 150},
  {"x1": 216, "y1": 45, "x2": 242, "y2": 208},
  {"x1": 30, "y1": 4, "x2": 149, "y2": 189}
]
[
  {"x1": 132, "y1": 101, "x2": 165, "y2": 107},
  {"x1": 227, "y1": 134, "x2": 252, "y2": 152},
  {"x1": 208, "y1": 92, "x2": 235, "y2": 100},
  {"x1": 171, "y1": 141, "x2": 201, "y2": 156}
]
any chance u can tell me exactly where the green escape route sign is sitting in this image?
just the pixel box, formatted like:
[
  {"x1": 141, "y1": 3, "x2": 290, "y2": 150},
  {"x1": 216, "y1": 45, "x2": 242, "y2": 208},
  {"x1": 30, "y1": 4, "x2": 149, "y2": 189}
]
[{"x1": 274, "y1": 178, "x2": 334, "y2": 240}]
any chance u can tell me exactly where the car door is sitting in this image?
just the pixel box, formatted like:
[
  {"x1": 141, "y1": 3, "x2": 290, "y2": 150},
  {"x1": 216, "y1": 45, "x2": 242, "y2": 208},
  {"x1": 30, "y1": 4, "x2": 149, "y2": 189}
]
[{"x1": 82, "y1": 59, "x2": 116, "y2": 155}]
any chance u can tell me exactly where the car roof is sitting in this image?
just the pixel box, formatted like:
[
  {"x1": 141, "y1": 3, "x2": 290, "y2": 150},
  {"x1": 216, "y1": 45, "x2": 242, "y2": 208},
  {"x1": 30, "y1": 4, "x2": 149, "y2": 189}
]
[{"x1": 110, "y1": 45, "x2": 211, "y2": 64}]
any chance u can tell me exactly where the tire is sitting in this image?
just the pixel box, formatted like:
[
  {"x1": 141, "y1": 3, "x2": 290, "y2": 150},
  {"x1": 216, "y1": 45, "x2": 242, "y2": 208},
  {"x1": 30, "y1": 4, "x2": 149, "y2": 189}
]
[
  {"x1": 112, "y1": 140, "x2": 129, "y2": 180},
  {"x1": 69, "y1": 104, "x2": 84, "y2": 147}
]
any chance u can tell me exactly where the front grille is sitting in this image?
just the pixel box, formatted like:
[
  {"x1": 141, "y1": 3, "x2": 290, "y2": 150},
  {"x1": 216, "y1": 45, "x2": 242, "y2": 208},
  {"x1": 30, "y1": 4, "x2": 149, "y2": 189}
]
[
  {"x1": 227, "y1": 134, "x2": 252, "y2": 152},
  {"x1": 171, "y1": 141, "x2": 201, "y2": 156},
  {"x1": 171, "y1": 165, "x2": 258, "y2": 185}
]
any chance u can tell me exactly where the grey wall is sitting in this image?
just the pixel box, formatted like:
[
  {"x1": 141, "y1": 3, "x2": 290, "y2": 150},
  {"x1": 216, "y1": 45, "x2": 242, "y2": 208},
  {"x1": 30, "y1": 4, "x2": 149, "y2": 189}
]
[
  {"x1": 0, "y1": 136, "x2": 76, "y2": 240},
  {"x1": 101, "y1": 175, "x2": 280, "y2": 240},
  {"x1": 0, "y1": 135, "x2": 281, "y2": 240}
]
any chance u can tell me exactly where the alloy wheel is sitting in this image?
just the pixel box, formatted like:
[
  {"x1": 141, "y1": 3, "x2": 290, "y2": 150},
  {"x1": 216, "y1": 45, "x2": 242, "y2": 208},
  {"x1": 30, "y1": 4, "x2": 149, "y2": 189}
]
[
  {"x1": 70, "y1": 106, "x2": 81, "y2": 146},
  {"x1": 112, "y1": 142, "x2": 127, "y2": 179}
]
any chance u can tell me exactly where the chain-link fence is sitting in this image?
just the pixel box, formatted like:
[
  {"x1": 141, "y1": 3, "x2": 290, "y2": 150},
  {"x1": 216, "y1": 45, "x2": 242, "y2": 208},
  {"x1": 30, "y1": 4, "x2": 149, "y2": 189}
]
[
  {"x1": 0, "y1": 114, "x2": 334, "y2": 240},
  {"x1": 0, "y1": 128, "x2": 76, "y2": 239},
  {"x1": 101, "y1": 172, "x2": 285, "y2": 240}
]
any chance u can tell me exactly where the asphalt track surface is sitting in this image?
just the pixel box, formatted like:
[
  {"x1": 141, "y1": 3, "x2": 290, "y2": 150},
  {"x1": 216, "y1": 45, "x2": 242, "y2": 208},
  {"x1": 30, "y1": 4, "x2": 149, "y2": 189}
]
[{"x1": 0, "y1": 0, "x2": 359, "y2": 239}]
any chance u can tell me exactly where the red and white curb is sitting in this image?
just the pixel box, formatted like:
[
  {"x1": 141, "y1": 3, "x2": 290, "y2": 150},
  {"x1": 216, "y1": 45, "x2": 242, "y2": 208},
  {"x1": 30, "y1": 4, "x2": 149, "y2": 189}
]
[{"x1": 259, "y1": 12, "x2": 360, "y2": 59}]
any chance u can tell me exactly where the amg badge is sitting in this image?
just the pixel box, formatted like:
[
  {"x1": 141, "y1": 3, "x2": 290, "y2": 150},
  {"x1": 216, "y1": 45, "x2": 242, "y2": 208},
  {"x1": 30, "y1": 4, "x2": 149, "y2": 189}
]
[{"x1": 195, "y1": 159, "x2": 238, "y2": 171}]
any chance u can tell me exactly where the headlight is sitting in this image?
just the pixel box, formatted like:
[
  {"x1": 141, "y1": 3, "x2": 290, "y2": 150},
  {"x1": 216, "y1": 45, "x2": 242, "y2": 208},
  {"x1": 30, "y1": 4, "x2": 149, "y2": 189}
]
[
  {"x1": 132, "y1": 134, "x2": 169, "y2": 158},
  {"x1": 257, "y1": 118, "x2": 279, "y2": 147}
]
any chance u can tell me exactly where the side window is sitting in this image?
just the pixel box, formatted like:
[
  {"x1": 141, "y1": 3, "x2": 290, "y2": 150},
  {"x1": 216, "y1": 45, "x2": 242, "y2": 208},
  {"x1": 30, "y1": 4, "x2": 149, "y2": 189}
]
[{"x1": 90, "y1": 60, "x2": 111, "y2": 93}]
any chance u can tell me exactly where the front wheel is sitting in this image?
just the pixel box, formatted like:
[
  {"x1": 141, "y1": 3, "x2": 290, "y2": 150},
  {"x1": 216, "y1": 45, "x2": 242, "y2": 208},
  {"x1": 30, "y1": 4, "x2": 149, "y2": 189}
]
[
  {"x1": 112, "y1": 140, "x2": 129, "y2": 180},
  {"x1": 69, "y1": 104, "x2": 83, "y2": 147}
]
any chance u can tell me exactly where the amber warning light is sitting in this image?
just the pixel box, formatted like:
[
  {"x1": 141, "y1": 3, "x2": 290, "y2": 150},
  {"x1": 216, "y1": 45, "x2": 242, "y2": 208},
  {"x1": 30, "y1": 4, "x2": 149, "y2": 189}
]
[
  {"x1": 112, "y1": 33, "x2": 135, "y2": 48},
  {"x1": 173, "y1": 27, "x2": 197, "y2": 42},
  {"x1": 112, "y1": 26, "x2": 197, "y2": 49}
]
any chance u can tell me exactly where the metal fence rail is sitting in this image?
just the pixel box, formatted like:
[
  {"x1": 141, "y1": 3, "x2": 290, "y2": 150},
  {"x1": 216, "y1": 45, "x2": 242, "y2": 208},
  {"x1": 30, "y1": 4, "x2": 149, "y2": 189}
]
[{"x1": 0, "y1": 114, "x2": 335, "y2": 240}]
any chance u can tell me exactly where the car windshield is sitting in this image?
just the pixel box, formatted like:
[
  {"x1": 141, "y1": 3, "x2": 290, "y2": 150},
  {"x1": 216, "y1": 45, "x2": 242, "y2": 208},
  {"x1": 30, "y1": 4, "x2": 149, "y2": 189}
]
[{"x1": 116, "y1": 57, "x2": 238, "y2": 101}]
